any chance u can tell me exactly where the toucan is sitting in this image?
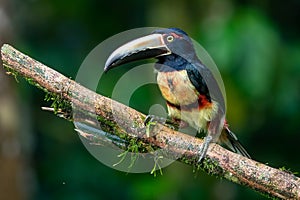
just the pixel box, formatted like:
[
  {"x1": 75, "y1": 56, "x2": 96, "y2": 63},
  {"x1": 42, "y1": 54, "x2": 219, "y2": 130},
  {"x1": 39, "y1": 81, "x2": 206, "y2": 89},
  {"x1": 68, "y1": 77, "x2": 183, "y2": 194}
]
[{"x1": 104, "y1": 28, "x2": 250, "y2": 161}]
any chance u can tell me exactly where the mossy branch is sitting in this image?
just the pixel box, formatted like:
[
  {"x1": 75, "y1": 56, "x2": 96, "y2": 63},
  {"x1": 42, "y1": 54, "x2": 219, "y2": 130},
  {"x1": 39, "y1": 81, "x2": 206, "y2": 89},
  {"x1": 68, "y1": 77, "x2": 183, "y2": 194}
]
[{"x1": 1, "y1": 44, "x2": 299, "y2": 199}]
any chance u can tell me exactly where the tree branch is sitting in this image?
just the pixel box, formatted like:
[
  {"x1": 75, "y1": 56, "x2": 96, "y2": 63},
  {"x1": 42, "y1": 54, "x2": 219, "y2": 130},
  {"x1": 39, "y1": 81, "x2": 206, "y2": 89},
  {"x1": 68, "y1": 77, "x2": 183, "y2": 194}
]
[{"x1": 1, "y1": 44, "x2": 299, "y2": 199}]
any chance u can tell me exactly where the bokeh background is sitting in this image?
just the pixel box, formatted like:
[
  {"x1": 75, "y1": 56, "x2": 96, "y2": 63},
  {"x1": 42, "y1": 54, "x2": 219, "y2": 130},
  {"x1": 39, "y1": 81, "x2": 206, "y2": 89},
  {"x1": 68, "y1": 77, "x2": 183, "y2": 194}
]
[{"x1": 0, "y1": 0, "x2": 299, "y2": 199}]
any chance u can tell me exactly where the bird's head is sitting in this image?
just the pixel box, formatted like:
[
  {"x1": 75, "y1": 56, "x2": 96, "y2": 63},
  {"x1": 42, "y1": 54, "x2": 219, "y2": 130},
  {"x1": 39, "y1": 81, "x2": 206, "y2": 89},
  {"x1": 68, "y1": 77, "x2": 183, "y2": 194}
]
[{"x1": 104, "y1": 28, "x2": 197, "y2": 72}]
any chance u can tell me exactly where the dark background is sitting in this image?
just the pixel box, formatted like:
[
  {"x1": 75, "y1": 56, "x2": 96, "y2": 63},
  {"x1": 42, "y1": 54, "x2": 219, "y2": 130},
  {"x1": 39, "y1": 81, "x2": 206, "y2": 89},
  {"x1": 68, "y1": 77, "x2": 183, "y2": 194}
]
[{"x1": 0, "y1": 0, "x2": 299, "y2": 199}]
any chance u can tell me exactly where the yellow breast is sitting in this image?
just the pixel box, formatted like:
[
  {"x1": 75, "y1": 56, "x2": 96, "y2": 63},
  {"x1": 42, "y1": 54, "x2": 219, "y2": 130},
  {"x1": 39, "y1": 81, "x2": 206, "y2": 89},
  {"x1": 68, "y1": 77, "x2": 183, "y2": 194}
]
[
  {"x1": 156, "y1": 70, "x2": 218, "y2": 131},
  {"x1": 156, "y1": 70, "x2": 199, "y2": 105}
]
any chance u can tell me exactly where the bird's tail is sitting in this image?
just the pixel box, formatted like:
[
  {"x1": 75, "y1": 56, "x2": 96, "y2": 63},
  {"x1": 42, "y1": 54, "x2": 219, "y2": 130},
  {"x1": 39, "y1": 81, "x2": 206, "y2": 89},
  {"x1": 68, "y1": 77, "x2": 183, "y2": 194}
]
[{"x1": 219, "y1": 126, "x2": 251, "y2": 158}]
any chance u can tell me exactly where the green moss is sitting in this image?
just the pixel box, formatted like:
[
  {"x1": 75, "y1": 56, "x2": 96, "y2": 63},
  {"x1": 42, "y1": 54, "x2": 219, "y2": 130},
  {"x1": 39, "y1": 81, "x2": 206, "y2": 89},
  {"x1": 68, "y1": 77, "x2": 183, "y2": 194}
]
[
  {"x1": 193, "y1": 157, "x2": 223, "y2": 179},
  {"x1": 27, "y1": 77, "x2": 49, "y2": 93},
  {"x1": 112, "y1": 137, "x2": 141, "y2": 171},
  {"x1": 131, "y1": 120, "x2": 139, "y2": 129},
  {"x1": 180, "y1": 156, "x2": 192, "y2": 165},
  {"x1": 279, "y1": 166, "x2": 298, "y2": 175},
  {"x1": 2, "y1": 64, "x2": 19, "y2": 82},
  {"x1": 223, "y1": 171, "x2": 239, "y2": 183},
  {"x1": 4, "y1": 63, "x2": 72, "y2": 119},
  {"x1": 139, "y1": 114, "x2": 146, "y2": 121},
  {"x1": 96, "y1": 115, "x2": 115, "y2": 128},
  {"x1": 44, "y1": 92, "x2": 72, "y2": 119},
  {"x1": 150, "y1": 154, "x2": 164, "y2": 177},
  {"x1": 145, "y1": 120, "x2": 157, "y2": 137},
  {"x1": 112, "y1": 132, "x2": 163, "y2": 175}
]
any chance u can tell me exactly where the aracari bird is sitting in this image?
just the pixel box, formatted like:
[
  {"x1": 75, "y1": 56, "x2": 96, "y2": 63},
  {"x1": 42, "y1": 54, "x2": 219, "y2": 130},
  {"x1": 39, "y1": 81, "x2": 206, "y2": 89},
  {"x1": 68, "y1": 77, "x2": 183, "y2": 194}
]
[{"x1": 104, "y1": 28, "x2": 250, "y2": 161}]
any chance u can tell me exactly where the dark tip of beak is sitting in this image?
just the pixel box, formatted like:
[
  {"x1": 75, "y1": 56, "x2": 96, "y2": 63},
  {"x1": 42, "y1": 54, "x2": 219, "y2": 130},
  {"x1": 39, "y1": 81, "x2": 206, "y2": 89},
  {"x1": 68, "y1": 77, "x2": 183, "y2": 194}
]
[{"x1": 104, "y1": 59, "x2": 117, "y2": 73}]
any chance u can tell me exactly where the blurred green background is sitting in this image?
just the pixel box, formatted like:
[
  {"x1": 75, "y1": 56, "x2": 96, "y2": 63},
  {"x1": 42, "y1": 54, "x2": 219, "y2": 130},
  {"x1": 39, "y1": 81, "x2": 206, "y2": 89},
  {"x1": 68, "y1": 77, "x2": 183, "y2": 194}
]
[{"x1": 0, "y1": 0, "x2": 299, "y2": 199}]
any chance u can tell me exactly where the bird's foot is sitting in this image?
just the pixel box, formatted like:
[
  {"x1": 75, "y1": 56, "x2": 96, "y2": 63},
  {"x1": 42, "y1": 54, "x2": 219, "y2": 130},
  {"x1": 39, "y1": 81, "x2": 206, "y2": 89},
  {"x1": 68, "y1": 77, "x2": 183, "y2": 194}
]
[
  {"x1": 197, "y1": 135, "x2": 212, "y2": 162},
  {"x1": 144, "y1": 115, "x2": 181, "y2": 130},
  {"x1": 144, "y1": 115, "x2": 165, "y2": 126},
  {"x1": 144, "y1": 115, "x2": 168, "y2": 137}
]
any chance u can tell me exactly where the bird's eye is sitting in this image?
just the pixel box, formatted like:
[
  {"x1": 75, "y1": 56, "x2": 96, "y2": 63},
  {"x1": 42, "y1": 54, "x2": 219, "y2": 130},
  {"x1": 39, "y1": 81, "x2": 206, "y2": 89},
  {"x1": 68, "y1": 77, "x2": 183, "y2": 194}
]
[{"x1": 166, "y1": 35, "x2": 174, "y2": 42}]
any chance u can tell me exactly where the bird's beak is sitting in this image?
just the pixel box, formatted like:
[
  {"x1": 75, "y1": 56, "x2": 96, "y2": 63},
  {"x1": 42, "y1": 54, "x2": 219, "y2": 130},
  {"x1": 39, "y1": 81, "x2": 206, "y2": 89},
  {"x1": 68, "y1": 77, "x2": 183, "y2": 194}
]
[{"x1": 104, "y1": 33, "x2": 171, "y2": 72}]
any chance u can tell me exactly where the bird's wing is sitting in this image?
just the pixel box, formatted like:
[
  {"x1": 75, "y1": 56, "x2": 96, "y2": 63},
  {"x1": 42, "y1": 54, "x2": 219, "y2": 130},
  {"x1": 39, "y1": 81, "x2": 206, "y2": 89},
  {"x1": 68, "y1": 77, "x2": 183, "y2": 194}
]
[
  {"x1": 186, "y1": 61, "x2": 226, "y2": 142},
  {"x1": 186, "y1": 61, "x2": 225, "y2": 112}
]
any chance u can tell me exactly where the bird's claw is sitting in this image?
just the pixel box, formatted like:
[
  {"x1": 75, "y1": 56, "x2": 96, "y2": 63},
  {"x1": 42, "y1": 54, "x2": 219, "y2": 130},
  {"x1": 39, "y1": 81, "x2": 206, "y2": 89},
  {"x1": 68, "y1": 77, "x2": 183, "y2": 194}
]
[
  {"x1": 198, "y1": 135, "x2": 212, "y2": 162},
  {"x1": 144, "y1": 115, "x2": 165, "y2": 126},
  {"x1": 144, "y1": 115, "x2": 180, "y2": 130}
]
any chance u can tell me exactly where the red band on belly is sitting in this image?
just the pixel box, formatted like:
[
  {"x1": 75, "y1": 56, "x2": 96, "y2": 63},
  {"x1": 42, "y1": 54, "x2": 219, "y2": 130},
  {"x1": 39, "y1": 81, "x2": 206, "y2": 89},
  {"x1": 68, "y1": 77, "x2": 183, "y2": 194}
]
[{"x1": 166, "y1": 94, "x2": 212, "y2": 111}]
